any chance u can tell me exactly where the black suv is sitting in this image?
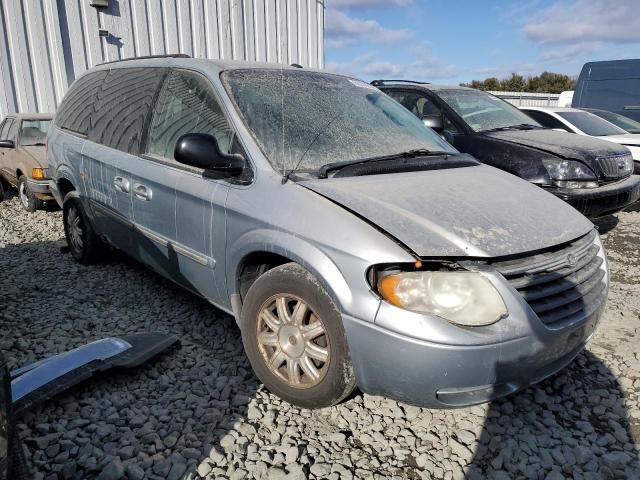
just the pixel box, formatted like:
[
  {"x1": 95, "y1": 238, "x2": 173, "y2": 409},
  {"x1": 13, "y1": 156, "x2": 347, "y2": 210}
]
[{"x1": 375, "y1": 81, "x2": 640, "y2": 218}]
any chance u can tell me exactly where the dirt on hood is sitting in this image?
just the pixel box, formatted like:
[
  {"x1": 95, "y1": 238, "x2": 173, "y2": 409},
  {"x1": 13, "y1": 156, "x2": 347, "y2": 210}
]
[
  {"x1": 302, "y1": 164, "x2": 594, "y2": 258},
  {"x1": 485, "y1": 129, "x2": 630, "y2": 162}
]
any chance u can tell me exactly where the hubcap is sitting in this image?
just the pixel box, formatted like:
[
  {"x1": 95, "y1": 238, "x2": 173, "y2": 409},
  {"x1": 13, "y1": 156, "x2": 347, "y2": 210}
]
[
  {"x1": 66, "y1": 206, "x2": 84, "y2": 252},
  {"x1": 257, "y1": 295, "x2": 330, "y2": 389},
  {"x1": 19, "y1": 182, "x2": 29, "y2": 208}
]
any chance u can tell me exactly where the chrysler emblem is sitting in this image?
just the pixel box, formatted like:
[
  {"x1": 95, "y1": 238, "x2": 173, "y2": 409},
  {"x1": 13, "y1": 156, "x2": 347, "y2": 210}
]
[{"x1": 567, "y1": 253, "x2": 578, "y2": 267}]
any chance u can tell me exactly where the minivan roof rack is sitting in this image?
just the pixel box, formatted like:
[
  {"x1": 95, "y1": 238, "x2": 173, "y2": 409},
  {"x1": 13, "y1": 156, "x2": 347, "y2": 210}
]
[
  {"x1": 370, "y1": 79, "x2": 430, "y2": 86},
  {"x1": 98, "y1": 54, "x2": 191, "y2": 66}
]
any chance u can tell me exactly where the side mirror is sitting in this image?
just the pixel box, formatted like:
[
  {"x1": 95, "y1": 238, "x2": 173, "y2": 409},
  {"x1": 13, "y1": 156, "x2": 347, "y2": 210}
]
[
  {"x1": 0, "y1": 140, "x2": 14, "y2": 149},
  {"x1": 421, "y1": 115, "x2": 443, "y2": 132},
  {"x1": 174, "y1": 133, "x2": 245, "y2": 178}
]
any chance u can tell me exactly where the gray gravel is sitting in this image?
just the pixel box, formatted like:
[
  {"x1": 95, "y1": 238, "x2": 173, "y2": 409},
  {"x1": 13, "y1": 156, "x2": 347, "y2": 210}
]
[{"x1": 1, "y1": 190, "x2": 639, "y2": 480}]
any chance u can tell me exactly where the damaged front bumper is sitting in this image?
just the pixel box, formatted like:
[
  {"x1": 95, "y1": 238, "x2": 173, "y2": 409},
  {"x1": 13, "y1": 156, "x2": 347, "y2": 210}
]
[
  {"x1": 10, "y1": 333, "x2": 179, "y2": 415},
  {"x1": 549, "y1": 174, "x2": 640, "y2": 218}
]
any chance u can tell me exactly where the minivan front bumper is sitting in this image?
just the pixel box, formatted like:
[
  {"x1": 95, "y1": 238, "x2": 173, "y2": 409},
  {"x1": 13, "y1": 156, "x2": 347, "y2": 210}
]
[
  {"x1": 343, "y1": 304, "x2": 602, "y2": 408},
  {"x1": 548, "y1": 174, "x2": 640, "y2": 217}
]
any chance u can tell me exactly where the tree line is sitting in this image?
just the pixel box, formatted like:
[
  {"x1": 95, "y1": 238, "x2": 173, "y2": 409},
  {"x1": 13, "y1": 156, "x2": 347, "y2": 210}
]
[{"x1": 460, "y1": 71, "x2": 576, "y2": 94}]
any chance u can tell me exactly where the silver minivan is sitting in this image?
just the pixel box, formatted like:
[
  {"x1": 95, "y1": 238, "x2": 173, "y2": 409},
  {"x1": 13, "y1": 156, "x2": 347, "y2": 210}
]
[{"x1": 48, "y1": 56, "x2": 608, "y2": 409}]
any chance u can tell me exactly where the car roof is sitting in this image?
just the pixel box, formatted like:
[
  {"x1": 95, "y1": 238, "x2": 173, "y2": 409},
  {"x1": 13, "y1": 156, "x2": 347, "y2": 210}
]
[
  {"x1": 2, "y1": 112, "x2": 53, "y2": 121},
  {"x1": 379, "y1": 81, "x2": 476, "y2": 92},
  {"x1": 94, "y1": 56, "x2": 330, "y2": 76},
  {"x1": 520, "y1": 106, "x2": 584, "y2": 113}
]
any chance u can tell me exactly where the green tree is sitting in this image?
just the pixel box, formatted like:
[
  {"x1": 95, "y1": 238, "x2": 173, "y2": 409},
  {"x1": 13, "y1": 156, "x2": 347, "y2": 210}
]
[{"x1": 461, "y1": 71, "x2": 576, "y2": 93}]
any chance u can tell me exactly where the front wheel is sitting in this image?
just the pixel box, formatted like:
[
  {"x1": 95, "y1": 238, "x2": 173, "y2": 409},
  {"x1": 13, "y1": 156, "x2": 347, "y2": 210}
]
[
  {"x1": 18, "y1": 175, "x2": 41, "y2": 212},
  {"x1": 241, "y1": 263, "x2": 356, "y2": 409},
  {"x1": 62, "y1": 193, "x2": 105, "y2": 265}
]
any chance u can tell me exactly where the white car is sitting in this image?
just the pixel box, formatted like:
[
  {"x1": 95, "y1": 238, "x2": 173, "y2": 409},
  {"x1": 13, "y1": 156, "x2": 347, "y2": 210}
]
[
  {"x1": 558, "y1": 90, "x2": 574, "y2": 108},
  {"x1": 521, "y1": 106, "x2": 640, "y2": 173}
]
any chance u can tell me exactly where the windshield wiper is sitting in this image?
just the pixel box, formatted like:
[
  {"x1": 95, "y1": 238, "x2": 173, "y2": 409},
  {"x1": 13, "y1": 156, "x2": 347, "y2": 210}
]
[
  {"x1": 481, "y1": 123, "x2": 543, "y2": 133},
  {"x1": 318, "y1": 149, "x2": 451, "y2": 178}
]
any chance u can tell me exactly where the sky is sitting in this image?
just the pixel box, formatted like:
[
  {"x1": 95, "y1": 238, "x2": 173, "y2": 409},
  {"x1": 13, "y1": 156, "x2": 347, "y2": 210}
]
[{"x1": 324, "y1": 0, "x2": 640, "y2": 84}]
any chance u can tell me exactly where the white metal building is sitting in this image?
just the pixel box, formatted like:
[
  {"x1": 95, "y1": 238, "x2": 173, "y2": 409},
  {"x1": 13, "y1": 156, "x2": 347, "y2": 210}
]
[
  {"x1": 490, "y1": 91, "x2": 560, "y2": 107},
  {"x1": 0, "y1": 0, "x2": 325, "y2": 117}
]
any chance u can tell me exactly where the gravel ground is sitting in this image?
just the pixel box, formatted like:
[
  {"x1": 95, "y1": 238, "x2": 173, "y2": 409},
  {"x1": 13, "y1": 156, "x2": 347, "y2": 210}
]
[{"x1": 1, "y1": 191, "x2": 639, "y2": 480}]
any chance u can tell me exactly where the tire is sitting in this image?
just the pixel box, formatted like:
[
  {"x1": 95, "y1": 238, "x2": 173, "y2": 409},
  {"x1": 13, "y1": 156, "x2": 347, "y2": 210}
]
[
  {"x1": 0, "y1": 179, "x2": 5, "y2": 202},
  {"x1": 241, "y1": 263, "x2": 356, "y2": 409},
  {"x1": 18, "y1": 175, "x2": 41, "y2": 212},
  {"x1": 62, "y1": 192, "x2": 104, "y2": 265}
]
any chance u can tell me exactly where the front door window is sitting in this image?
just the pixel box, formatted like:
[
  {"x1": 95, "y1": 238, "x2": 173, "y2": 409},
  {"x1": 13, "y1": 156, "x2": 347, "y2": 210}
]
[
  {"x1": 386, "y1": 90, "x2": 459, "y2": 133},
  {"x1": 146, "y1": 69, "x2": 233, "y2": 161}
]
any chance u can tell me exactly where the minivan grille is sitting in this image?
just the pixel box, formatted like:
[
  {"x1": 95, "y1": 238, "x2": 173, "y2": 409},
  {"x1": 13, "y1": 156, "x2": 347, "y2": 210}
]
[
  {"x1": 491, "y1": 230, "x2": 606, "y2": 329},
  {"x1": 597, "y1": 153, "x2": 633, "y2": 179}
]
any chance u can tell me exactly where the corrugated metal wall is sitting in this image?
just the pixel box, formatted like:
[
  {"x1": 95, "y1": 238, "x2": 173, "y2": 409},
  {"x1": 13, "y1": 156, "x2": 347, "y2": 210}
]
[
  {"x1": 0, "y1": 0, "x2": 325, "y2": 117},
  {"x1": 490, "y1": 91, "x2": 560, "y2": 107}
]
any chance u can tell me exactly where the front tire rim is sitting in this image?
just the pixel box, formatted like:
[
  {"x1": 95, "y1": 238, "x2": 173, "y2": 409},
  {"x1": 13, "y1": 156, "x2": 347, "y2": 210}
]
[
  {"x1": 18, "y1": 181, "x2": 29, "y2": 208},
  {"x1": 66, "y1": 205, "x2": 84, "y2": 252},
  {"x1": 257, "y1": 294, "x2": 330, "y2": 389}
]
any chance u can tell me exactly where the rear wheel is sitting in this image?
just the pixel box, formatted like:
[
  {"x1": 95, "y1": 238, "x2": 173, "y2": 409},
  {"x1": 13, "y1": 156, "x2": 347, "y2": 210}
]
[
  {"x1": 62, "y1": 193, "x2": 105, "y2": 265},
  {"x1": 241, "y1": 263, "x2": 356, "y2": 409},
  {"x1": 18, "y1": 175, "x2": 41, "y2": 212}
]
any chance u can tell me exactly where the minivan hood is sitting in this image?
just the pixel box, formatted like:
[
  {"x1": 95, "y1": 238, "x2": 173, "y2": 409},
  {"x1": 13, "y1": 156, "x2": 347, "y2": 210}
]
[
  {"x1": 485, "y1": 129, "x2": 629, "y2": 161},
  {"x1": 301, "y1": 165, "x2": 593, "y2": 258}
]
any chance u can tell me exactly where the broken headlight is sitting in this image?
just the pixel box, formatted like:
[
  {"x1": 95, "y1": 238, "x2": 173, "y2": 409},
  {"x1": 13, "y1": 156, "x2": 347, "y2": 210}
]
[
  {"x1": 377, "y1": 271, "x2": 507, "y2": 326},
  {"x1": 542, "y1": 158, "x2": 598, "y2": 188}
]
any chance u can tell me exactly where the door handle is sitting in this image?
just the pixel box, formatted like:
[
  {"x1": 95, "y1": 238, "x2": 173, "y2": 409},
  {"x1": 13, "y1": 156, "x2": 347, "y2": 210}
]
[
  {"x1": 113, "y1": 176, "x2": 130, "y2": 193},
  {"x1": 133, "y1": 183, "x2": 152, "y2": 201}
]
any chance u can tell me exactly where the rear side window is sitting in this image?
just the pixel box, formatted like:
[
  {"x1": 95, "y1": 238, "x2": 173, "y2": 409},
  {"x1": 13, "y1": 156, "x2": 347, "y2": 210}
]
[
  {"x1": 89, "y1": 67, "x2": 166, "y2": 154},
  {"x1": 55, "y1": 71, "x2": 108, "y2": 135},
  {"x1": 5, "y1": 119, "x2": 19, "y2": 141},
  {"x1": 0, "y1": 118, "x2": 12, "y2": 139},
  {"x1": 146, "y1": 69, "x2": 233, "y2": 160},
  {"x1": 523, "y1": 110, "x2": 571, "y2": 131}
]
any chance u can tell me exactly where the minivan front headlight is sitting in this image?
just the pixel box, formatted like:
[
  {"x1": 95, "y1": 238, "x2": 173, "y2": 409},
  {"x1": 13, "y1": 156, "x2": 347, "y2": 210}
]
[
  {"x1": 542, "y1": 158, "x2": 598, "y2": 188},
  {"x1": 377, "y1": 271, "x2": 507, "y2": 326}
]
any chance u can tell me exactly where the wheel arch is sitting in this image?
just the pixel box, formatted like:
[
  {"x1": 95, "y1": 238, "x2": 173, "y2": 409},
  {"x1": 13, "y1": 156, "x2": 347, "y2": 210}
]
[
  {"x1": 229, "y1": 229, "x2": 352, "y2": 315},
  {"x1": 57, "y1": 177, "x2": 76, "y2": 199},
  {"x1": 54, "y1": 165, "x2": 82, "y2": 200}
]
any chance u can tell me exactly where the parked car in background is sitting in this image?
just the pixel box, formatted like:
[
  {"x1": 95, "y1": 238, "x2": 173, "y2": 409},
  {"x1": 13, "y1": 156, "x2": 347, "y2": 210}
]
[
  {"x1": 0, "y1": 113, "x2": 53, "y2": 211},
  {"x1": 558, "y1": 90, "x2": 574, "y2": 108},
  {"x1": 521, "y1": 107, "x2": 640, "y2": 174},
  {"x1": 49, "y1": 57, "x2": 608, "y2": 409},
  {"x1": 573, "y1": 59, "x2": 640, "y2": 122},
  {"x1": 583, "y1": 108, "x2": 640, "y2": 172},
  {"x1": 375, "y1": 81, "x2": 640, "y2": 218}
]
